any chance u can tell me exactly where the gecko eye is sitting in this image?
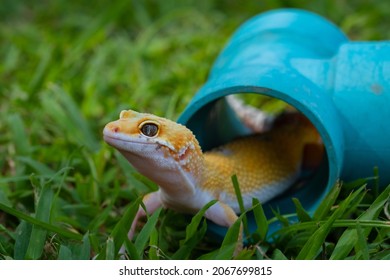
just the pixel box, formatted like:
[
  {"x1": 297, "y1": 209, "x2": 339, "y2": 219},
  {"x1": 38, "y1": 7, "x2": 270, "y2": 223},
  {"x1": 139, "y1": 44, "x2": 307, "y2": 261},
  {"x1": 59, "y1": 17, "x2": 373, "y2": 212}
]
[{"x1": 140, "y1": 122, "x2": 159, "y2": 137}]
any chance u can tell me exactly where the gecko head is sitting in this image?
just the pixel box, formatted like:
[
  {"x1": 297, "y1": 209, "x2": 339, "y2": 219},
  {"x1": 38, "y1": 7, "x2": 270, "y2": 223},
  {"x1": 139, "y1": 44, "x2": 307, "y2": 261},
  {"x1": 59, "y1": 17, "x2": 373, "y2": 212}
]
[
  {"x1": 104, "y1": 110, "x2": 164, "y2": 149},
  {"x1": 103, "y1": 109, "x2": 198, "y2": 153},
  {"x1": 103, "y1": 110, "x2": 204, "y2": 189}
]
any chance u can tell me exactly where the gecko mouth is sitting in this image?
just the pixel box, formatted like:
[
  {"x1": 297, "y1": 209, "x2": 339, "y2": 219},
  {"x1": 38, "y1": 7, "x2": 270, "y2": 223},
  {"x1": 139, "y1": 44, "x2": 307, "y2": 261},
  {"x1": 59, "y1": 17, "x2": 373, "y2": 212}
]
[
  {"x1": 103, "y1": 134, "x2": 157, "y2": 146},
  {"x1": 103, "y1": 127, "x2": 148, "y2": 144},
  {"x1": 103, "y1": 129, "x2": 173, "y2": 155},
  {"x1": 103, "y1": 134, "x2": 163, "y2": 158}
]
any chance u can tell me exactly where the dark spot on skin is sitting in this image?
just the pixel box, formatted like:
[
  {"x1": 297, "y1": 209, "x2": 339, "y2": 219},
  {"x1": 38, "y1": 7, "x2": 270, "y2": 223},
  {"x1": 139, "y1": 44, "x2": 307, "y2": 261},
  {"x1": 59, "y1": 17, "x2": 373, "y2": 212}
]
[{"x1": 371, "y1": 84, "x2": 383, "y2": 95}]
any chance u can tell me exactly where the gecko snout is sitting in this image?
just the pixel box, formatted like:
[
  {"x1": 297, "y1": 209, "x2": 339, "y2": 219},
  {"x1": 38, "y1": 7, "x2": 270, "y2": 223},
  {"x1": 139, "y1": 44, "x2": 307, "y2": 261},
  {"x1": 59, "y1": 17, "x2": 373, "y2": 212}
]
[
  {"x1": 105, "y1": 122, "x2": 120, "y2": 133},
  {"x1": 103, "y1": 119, "x2": 138, "y2": 137}
]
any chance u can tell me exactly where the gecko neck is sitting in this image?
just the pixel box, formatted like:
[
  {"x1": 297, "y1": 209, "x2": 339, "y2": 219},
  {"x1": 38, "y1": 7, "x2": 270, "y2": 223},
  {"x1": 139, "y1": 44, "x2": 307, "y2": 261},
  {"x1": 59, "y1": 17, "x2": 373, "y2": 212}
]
[
  {"x1": 119, "y1": 141, "x2": 205, "y2": 200},
  {"x1": 149, "y1": 144, "x2": 209, "y2": 213}
]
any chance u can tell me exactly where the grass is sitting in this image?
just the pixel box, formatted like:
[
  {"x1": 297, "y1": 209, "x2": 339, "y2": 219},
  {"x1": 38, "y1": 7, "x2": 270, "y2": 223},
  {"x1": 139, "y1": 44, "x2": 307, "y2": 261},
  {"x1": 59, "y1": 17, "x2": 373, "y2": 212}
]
[{"x1": 1, "y1": 0, "x2": 390, "y2": 260}]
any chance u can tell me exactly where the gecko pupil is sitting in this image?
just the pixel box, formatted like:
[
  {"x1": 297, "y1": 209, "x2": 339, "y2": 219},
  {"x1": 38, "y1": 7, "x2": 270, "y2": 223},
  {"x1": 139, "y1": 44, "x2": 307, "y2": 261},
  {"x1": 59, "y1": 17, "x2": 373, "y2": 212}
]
[{"x1": 141, "y1": 123, "x2": 158, "y2": 137}]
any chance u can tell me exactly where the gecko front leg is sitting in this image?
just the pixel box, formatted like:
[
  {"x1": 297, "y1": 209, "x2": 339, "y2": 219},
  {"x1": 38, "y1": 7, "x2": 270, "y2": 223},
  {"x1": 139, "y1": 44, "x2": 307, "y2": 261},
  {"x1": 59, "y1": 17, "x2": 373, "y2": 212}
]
[
  {"x1": 119, "y1": 191, "x2": 161, "y2": 258},
  {"x1": 205, "y1": 201, "x2": 243, "y2": 254},
  {"x1": 129, "y1": 194, "x2": 243, "y2": 256}
]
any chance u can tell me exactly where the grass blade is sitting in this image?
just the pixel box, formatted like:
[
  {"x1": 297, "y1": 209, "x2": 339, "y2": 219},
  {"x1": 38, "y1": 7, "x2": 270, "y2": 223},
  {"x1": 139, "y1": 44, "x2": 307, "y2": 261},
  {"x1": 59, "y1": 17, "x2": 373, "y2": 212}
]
[
  {"x1": 0, "y1": 223, "x2": 15, "y2": 240},
  {"x1": 215, "y1": 243, "x2": 237, "y2": 260},
  {"x1": 272, "y1": 248, "x2": 288, "y2": 260},
  {"x1": 58, "y1": 245, "x2": 72, "y2": 260},
  {"x1": 271, "y1": 208, "x2": 290, "y2": 227},
  {"x1": 110, "y1": 196, "x2": 142, "y2": 254},
  {"x1": 134, "y1": 207, "x2": 162, "y2": 257},
  {"x1": 123, "y1": 238, "x2": 141, "y2": 260},
  {"x1": 172, "y1": 200, "x2": 216, "y2": 260},
  {"x1": 373, "y1": 249, "x2": 390, "y2": 260},
  {"x1": 148, "y1": 228, "x2": 159, "y2": 260},
  {"x1": 59, "y1": 233, "x2": 91, "y2": 260},
  {"x1": 252, "y1": 198, "x2": 268, "y2": 241},
  {"x1": 297, "y1": 185, "x2": 366, "y2": 259},
  {"x1": 232, "y1": 175, "x2": 250, "y2": 238},
  {"x1": 106, "y1": 237, "x2": 115, "y2": 260},
  {"x1": 0, "y1": 187, "x2": 12, "y2": 208},
  {"x1": 7, "y1": 114, "x2": 31, "y2": 156},
  {"x1": 292, "y1": 198, "x2": 312, "y2": 222},
  {"x1": 25, "y1": 176, "x2": 54, "y2": 259},
  {"x1": 313, "y1": 182, "x2": 341, "y2": 221},
  {"x1": 13, "y1": 221, "x2": 32, "y2": 260},
  {"x1": 28, "y1": 46, "x2": 52, "y2": 93},
  {"x1": 17, "y1": 157, "x2": 55, "y2": 176},
  {"x1": 0, "y1": 202, "x2": 82, "y2": 240},
  {"x1": 330, "y1": 184, "x2": 390, "y2": 260},
  {"x1": 215, "y1": 213, "x2": 245, "y2": 259},
  {"x1": 74, "y1": 234, "x2": 91, "y2": 260},
  {"x1": 276, "y1": 219, "x2": 390, "y2": 234},
  {"x1": 184, "y1": 200, "x2": 216, "y2": 241},
  {"x1": 355, "y1": 222, "x2": 369, "y2": 259},
  {"x1": 173, "y1": 220, "x2": 208, "y2": 260},
  {"x1": 342, "y1": 187, "x2": 367, "y2": 218},
  {"x1": 42, "y1": 84, "x2": 100, "y2": 151}
]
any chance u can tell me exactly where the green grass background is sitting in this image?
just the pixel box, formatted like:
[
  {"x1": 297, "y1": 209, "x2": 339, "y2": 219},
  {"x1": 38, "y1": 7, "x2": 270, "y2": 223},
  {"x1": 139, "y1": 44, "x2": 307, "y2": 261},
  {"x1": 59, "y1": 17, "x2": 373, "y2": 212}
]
[{"x1": 1, "y1": 0, "x2": 389, "y2": 260}]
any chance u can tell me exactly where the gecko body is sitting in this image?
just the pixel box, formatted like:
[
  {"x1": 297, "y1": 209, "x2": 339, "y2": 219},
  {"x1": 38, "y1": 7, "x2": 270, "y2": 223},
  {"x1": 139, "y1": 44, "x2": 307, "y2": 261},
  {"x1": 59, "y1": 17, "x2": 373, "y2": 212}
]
[{"x1": 103, "y1": 108, "x2": 323, "y2": 245}]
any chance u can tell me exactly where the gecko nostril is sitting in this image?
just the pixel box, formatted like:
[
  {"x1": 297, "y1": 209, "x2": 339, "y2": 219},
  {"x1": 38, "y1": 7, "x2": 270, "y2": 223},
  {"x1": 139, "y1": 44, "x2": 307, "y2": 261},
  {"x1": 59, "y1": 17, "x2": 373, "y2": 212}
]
[{"x1": 113, "y1": 127, "x2": 120, "y2": 133}]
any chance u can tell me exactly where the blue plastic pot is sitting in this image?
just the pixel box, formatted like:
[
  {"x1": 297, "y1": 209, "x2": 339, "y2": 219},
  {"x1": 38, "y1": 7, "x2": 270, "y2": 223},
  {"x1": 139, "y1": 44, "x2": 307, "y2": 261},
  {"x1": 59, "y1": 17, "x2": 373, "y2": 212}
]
[{"x1": 177, "y1": 9, "x2": 390, "y2": 239}]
